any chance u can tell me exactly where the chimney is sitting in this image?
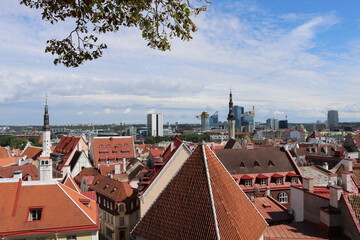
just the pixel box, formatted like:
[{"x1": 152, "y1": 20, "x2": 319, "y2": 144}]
[
  {"x1": 122, "y1": 158, "x2": 126, "y2": 173},
  {"x1": 265, "y1": 187, "x2": 270, "y2": 196},
  {"x1": 343, "y1": 159, "x2": 353, "y2": 172},
  {"x1": 16, "y1": 157, "x2": 21, "y2": 166},
  {"x1": 13, "y1": 170, "x2": 22, "y2": 180},
  {"x1": 329, "y1": 186, "x2": 342, "y2": 208},
  {"x1": 328, "y1": 173, "x2": 337, "y2": 186},
  {"x1": 342, "y1": 172, "x2": 352, "y2": 192},
  {"x1": 114, "y1": 163, "x2": 121, "y2": 175},
  {"x1": 39, "y1": 159, "x2": 52, "y2": 181},
  {"x1": 170, "y1": 141, "x2": 174, "y2": 152},
  {"x1": 303, "y1": 178, "x2": 314, "y2": 192},
  {"x1": 322, "y1": 162, "x2": 329, "y2": 170}
]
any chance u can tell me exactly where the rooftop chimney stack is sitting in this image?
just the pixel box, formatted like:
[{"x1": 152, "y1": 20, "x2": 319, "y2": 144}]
[
  {"x1": 122, "y1": 158, "x2": 126, "y2": 173},
  {"x1": 330, "y1": 186, "x2": 342, "y2": 208},
  {"x1": 342, "y1": 172, "x2": 352, "y2": 192},
  {"x1": 13, "y1": 170, "x2": 22, "y2": 180},
  {"x1": 302, "y1": 178, "x2": 314, "y2": 192},
  {"x1": 114, "y1": 163, "x2": 121, "y2": 175},
  {"x1": 343, "y1": 159, "x2": 353, "y2": 172}
]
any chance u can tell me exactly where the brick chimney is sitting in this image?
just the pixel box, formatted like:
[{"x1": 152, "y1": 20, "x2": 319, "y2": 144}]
[
  {"x1": 302, "y1": 177, "x2": 314, "y2": 192},
  {"x1": 329, "y1": 186, "x2": 342, "y2": 208}
]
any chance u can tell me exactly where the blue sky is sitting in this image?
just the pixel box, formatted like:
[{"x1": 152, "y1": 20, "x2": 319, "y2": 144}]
[{"x1": 0, "y1": 0, "x2": 360, "y2": 125}]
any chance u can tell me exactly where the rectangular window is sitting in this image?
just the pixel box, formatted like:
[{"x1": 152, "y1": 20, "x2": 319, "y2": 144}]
[
  {"x1": 291, "y1": 177, "x2": 297, "y2": 183},
  {"x1": 244, "y1": 179, "x2": 252, "y2": 186},
  {"x1": 106, "y1": 227, "x2": 113, "y2": 237},
  {"x1": 29, "y1": 209, "x2": 42, "y2": 221},
  {"x1": 66, "y1": 236, "x2": 77, "y2": 240},
  {"x1": 119, "y1": 217, "x2": 125, "y2": 226},
  {"x1": 276, "y1": 178, "x2": 283, "y2": 185},
  {"x1": 260, "y1": 179, "x2": 267, "y2": 185}
]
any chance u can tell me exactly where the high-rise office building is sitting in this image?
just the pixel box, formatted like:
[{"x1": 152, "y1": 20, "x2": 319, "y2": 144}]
[
  {"x1": 279, "y1": 120, "x2": 288, "y2": 129},
  {"x1": 266, "y1": 118, "x2": 279, "y2": 130},
  {"x1": 147, "y1": 113, "x2": 163, "y2": 136},
  {"x1": 209, "y1": 111, "x2": 219, "y2": 128},
  {"x1": 233, "y1": 106, "x2": 244, "y2": 128},
  {"x1": 327, "y1": 110, "x2": 339, "y2": 130}
]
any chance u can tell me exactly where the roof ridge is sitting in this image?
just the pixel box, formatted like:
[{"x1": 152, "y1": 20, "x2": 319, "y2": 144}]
[
  {"x1": 202, "y1": 145, "x2": 220, "y2": 240},
  {"x1": 56, "y1": 182, "x2": 96, "y2": 225},
  {"x1": 12, "y1": 179, "x2": 22, "y2": 217}
]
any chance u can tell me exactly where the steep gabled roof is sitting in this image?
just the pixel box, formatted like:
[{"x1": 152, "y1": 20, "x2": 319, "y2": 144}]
[
  {"x1": 132, "y1": 144, "x2": 267, "y2": 240},
  {"x1": 0, "y1": 147, "x2": 11, "y2": 158},
  {"x1": 0, "y1": 164, "x2": 38, "y2": 180},
  {"x1": 53, "y1": 136, "x2": 81, "y2": 162},
  {"x1": 0, "y1": 157, "x2": 16, "y2": 167},
  {"x1": 0, "y1": 180, "x2": 98, "y2": 237},
  {"x1": 62, "y1": 174, "x2": 82, "y2": 193}
]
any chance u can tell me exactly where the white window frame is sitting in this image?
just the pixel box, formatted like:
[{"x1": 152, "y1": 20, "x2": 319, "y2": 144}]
[
  {"x1": 244, "y1": 179, "x2": 252, "y2": 186},
  {"x1": 278, "y1": 192, "x2": 288, "y2": 203},
  {"x1": 276, "y1": 177, "x2": 283, "y2": 185},
  {"x1": 29, "y1": 209, "x2": 42, "y2": 221},
  {"x1": 291, "y1": 177, "x2": 297, "y2": 183},
  {"x1": 260, "y1": 178, "x2": 267, "y2": 185}
]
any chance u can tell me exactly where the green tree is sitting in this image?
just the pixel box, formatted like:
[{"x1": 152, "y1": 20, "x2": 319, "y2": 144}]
[
  {"x1": 0, "y1": 136, "x2": 28, "y2": 150},
  {"x1": 20, "y1": 0, "x2": 209, "y2": 67}
]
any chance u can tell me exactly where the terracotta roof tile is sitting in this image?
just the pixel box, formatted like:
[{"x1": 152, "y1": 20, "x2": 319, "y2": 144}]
[
  {"x1": 0, "y1": 157, "x2": 17, "y2": 167},
  {"x1": 20, "y1": 146, "x2": 42, "y2": 160},
  {"x1": 0, "y1": 181, "x2": 98, "y2": 237},
  {"x1": 0, "y1": 164, "x2": 38, "y2": 180},
  {"x1": 0, "y1": 147, "x2": 11, "y2": 158},
  {"x1": 133, "y1": 144, "x2": 267, "y2": 240},
  {"x1": 253, "y1": 197, "x2": 293, "y2": 224},
  {"x1": 74, "y1": 167, "x2": 100, "y2": 185}
]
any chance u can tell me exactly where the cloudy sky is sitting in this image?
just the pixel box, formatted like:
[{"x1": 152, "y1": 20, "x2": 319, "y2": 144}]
[{"x1": 1, "y1": 0, "x2": 360, "y2": 125}]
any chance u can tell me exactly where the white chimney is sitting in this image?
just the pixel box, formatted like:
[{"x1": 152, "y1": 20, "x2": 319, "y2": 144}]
[
  {"x1": 342, "y1": 172, "x2": 352, "y2": 192},
  {"x1": 13, "y1": 170, "x2": 22, "y2": 180},
  {"x1": 39, "y1": 159, "x2": 52, "y2": 181},
  {"x1": 265, "y1": 187, "x2": 270, "y2": 196},
  {"x1": 122, "y1": 158, "x2": 126, "y2": 173},
  {"x1": 302, "y1": 178, "x2": 314, "y2": 192},
  {"x1": 170, "y1": 141, "x2": 174, "y2": 152},
  {"x1": 114, "y1": 164, "x2": 121, "y2": 175},
  {"x1": 322, "y1": 162, "x2": 329, "y2": 170},
  {"x1": 329, "y1": 186, "x2": 342, "y2": 208},
  {"x1": 343, "y1": 159, "x2": 353, "y2": 172},
  {"x1": 328, "y1": 173, "x2": 337, "y2": 186}
]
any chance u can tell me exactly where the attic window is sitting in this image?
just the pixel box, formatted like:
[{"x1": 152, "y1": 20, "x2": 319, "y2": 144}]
[
  {"x1": 100, "y1": 144, "x2": 104, "y2": 148},
  {"x1": 268, "y1": 161, "x2": 274, "y2": 166},
  {"x1": 124, "y1": 143, "x2": 129, "y2": 147},
  {"x1": 94, "y1": 180, "x2": 100, "y2": 185},
  {"x1": 111, "y1": 187, "x2": 117, "y2": 193},
  {"x1": 240, "y1": 162, "x2": 245, "y2": 167},
  {"x1": 254, "y1": 161, "x2": 260, "y2": 167},
  {"x1": 79, "y1": 198, "x2": 90, "y2": 207},
  {"x1": 29, "y1": 208, "x2": 42, "y2": 221}
]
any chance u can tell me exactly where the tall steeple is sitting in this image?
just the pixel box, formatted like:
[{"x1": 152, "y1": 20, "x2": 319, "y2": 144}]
[
  {"x1": 227, "y1": 89, "x2": 235, "y2": 139},
  {"x1": 41, "y1": 96, "x2": 51, "y2": 157},
  {"x1": 43, "y1": 96, "x2": 50, "y2": 131}
]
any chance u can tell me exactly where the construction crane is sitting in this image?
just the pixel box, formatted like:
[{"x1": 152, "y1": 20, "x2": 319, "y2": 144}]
[
  {"x1": 196, "y1": 112, "x2": 210, "y2": 133},
  {"x1": 196, "y1": 112, "x2": 209, "y2": 120}
]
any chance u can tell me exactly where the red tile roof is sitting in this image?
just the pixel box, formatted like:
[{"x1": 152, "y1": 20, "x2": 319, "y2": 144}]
[
  {"x1": 53, "y1": 136, "x2": 81, "y2": 163},
  {"x1": 62, "y1": 174, "x2": 82, "y2": 193},
  {"x1": 133, "y1": 144, "x2": 267, "y2": 240},
  {"x1": 0, "y1": 157, "x2": 16, "y2": 167},
  {"x1": 92, "y1": 136, "x2": 135, "y2": 166},
  {"x1": 0, "y1": 147, "x2": 10, "y2": 158},
  {"x1": 0, "y1": 180, "x2": 98, "y2": 237},
  {"x1": 0, "y1": 164, "x2": 38, "y2": 180},
  {"x1": 74, "y1": 167, "x2": 100, "y2": 185},
  {"x1": 253, "y1": 196, "x2": 293, "y2": 224},
  {"x1": 20, "y1": 146, "x2": 42, "y2": 160},
  {"x1": 89, "y1": 174, "x2": 134, "y2": 202}
]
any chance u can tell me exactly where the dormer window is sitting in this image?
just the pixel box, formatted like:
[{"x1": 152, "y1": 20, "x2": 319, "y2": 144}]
[
  {"x1": 104, "y1": 184, "x2": 109, "y2": 189},
  {"x1": 291, "y1": 177, "x2": 298, "y2": 184},
  {"x1": 260, "y1": 178, "x2": 267, "y2": 185},
  {"x1": 119, "y1": 203, "x2": 125, "y2": 213},
  {"x1": 268, "y1": 161, "x2": 274, "y2": 166},
  {"x1": 106, "y1": 144, "x2": 111, "y2": 148},
  {"x1": 29, "y1": 208, "x2": 42, "y2": 221},
  {"x1": 254, "y1": 161, "x2": 260, "y2": 167},
  {"x1": 240, "y1": 162, "x2": 245, "y2": 167},
  {"x1": 244, "y1": 179, "x2": 252, "y2": 186},
  {"x1": 79, "y1": 198, "x2": 90, "y2": 207},
  {"x1": 276, "y1": 178, "x2": 283, "y2": 185}
]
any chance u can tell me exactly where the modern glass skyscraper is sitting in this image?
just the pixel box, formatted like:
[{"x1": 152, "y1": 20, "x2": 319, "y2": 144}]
[
  {"x1": 209, "y1": 111, "x2": 219, "y2": 128},
  {"x1": 233, "y1": 106, "x2": 244, "y2": 127},
  {"x1": 327, "y1": 110, "x2": 339, "y2": 130}
]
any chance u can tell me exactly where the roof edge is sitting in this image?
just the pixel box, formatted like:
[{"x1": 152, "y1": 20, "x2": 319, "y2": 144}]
[{"x1": 202, "y1": 144, "x2": 221, "y2": 240}]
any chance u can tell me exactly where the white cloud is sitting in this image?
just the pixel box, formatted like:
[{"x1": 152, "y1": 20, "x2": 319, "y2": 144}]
[
  {"x1": 123, "y1": 108, "x2": 131, "y2": 114},
  {"x1": 104, "y1": 108, "x2": 115, "y2": 114},
  {"x1": 77, "y1": 111, "x2": 84, "y2": 115}
]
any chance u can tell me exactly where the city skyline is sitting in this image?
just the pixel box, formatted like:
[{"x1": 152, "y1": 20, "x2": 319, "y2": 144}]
[{"x1": 1, "y1": 0, "x2": 360, "y2": 125}]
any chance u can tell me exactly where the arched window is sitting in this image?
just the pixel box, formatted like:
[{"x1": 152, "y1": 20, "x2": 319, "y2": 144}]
[{"x1": 278, "y1": 192, "x2": 288, "y2": 203}]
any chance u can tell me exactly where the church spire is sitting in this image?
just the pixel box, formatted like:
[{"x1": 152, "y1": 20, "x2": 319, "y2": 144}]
[
  {"x1": 43, "y1": 95, "x2": 50, "y2": 131},
  {"x1": 227, "y1": 89, "x2": 235, "y2": 139}
]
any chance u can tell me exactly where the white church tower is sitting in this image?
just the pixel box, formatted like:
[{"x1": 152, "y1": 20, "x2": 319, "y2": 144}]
[
  {"x1": 40, "y1": 97, "x2": 51, "y2": 157},
  {"x1": 227, "y1": 90, "x2": 235, "y2": 140}
]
